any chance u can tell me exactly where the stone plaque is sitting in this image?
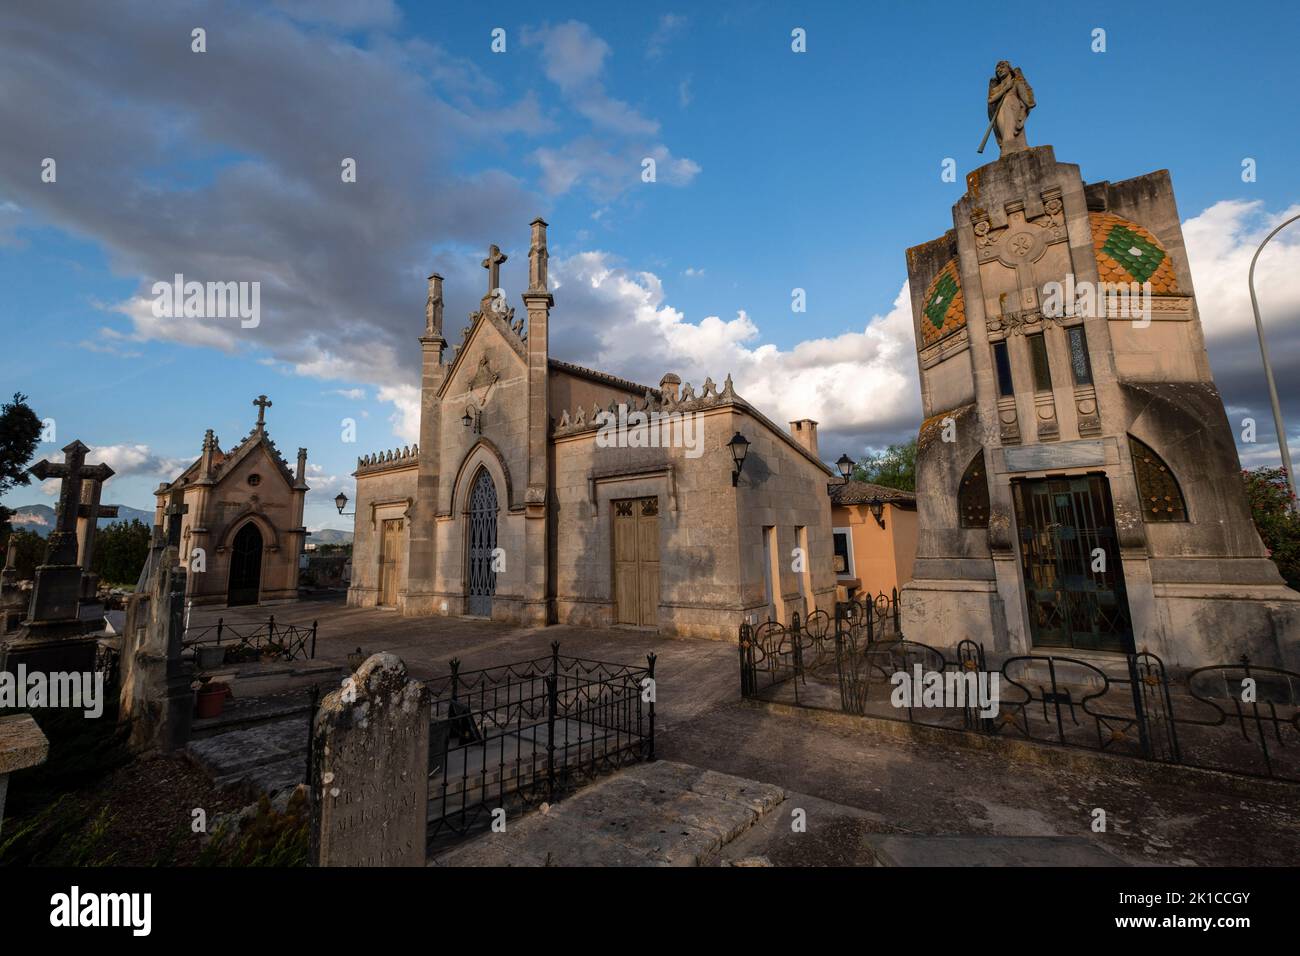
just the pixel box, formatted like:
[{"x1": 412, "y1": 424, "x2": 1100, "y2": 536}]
[
  {"x1": 1004, "y1": 439, "x2": 1106, "y2": 473},
  {"x1": 310, "y1": 653, "x2": 429, "y2": 867}
]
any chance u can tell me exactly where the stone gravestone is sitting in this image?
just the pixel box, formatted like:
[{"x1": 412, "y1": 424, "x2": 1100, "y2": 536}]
[
  {"x1": 310, "y1": 653, "x2": 429, "y2": 867},
  {"x1": 117, "y1": 527, "x2": 192, "y2": 752},
  {"x1": 0, "y1": 714, "x2": 49, "y2": 838}
]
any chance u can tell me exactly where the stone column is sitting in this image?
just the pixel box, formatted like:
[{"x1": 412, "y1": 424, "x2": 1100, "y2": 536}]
[
  {"x1": 406, "y1": 273, "x2": 447, "y2": 615},
  {"x1": 521, "y1": 219, "x2": 552, "y2": 625}
]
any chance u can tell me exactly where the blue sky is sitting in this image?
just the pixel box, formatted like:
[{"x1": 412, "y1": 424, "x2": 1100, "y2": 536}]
[{"x1": 2, "y1": 0, "x2": 1298, "y2": 531}]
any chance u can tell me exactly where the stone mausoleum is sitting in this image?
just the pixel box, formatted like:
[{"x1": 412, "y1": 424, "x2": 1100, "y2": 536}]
[
  {"x1": 155, "y1": 397, "x2": 309, "y2": 608},
  {"x1": 347, "y1": 219, "x2": 837, "y2": 640},
  {"x1": 900, "y1": 62, "x2": 1299, "y2": 669}
]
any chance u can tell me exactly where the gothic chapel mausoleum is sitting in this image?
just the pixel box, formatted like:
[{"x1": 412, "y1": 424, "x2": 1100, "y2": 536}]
[{"x1": 348, "y1": 219, "x2": 838, "y2": 640}]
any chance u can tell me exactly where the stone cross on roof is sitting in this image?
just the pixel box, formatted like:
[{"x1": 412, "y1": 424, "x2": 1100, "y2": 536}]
[
  {"x1": 253, "y1": 394, "x2": 272, "y2": 429},
  {"x1": 164, "y1": 500, "x2": 189, "y2": 550},
  {"x1": 482, "y1": 244, "x2": 507, "y2": 296}
]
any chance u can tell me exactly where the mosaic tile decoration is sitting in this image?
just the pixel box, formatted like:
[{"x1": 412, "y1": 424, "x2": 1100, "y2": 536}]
[
  {"x1": 921, "y1": 259, "x2": 966, "y2": 346},
  {"x1": 1090, "y1": 213, "x2": 1180, "y2": 294}
]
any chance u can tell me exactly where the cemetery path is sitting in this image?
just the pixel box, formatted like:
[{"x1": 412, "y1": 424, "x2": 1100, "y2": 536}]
[{"x1": 196, "y1": 599, "x2": 1300, "y2": 867}]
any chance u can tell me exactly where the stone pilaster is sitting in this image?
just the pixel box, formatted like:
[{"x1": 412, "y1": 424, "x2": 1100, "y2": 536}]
[
  {"x1": 522, "y1": 219, "x2": 552, "y2": 623},
  {"x1": 405, "y1": 273, "x2": 447, "y2": 613}
]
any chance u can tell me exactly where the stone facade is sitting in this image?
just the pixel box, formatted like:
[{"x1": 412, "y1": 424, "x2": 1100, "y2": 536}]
[
  {"x1": 348, "y1": 219, "x2": 837, "y2": 640},
  {"x1": 155, "y1": 398, "x2": 308, "y2": 607},
  {"x1": 901, "y1": 140, "x2": 1300, "y2": 670}
]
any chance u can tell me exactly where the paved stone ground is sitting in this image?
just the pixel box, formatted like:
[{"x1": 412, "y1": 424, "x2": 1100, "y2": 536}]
[{"x1": 194, "y1": 597, "x2": 1300, "y2": 867}]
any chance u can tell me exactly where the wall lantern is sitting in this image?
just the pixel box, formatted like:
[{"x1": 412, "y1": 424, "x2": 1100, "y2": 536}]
[
  {"x1": 462, "y1": 405, "x2": 482, "y2": 434},
  {"x1": 836, "y1": 453, "x2": 855, "y2": 484},
  {"x1": 867, "y1": 497, "x2": 886, "y2": 529},
  {"x1": 728, "y1": 432, "x2": 750, "y2": 486},
  {"x1": 334, "y1": 492, "x2": 355, "y2": 516}
]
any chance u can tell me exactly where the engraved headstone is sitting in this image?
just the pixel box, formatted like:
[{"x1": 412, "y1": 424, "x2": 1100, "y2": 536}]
[{"x1": 310, "y1": 653, "x2": 429, "y2": 867}]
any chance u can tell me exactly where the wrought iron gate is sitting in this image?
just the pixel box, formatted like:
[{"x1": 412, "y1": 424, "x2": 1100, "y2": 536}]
[
  {"x1": 466, "y1": 468, "x2": 498, "y2": 617},
  {"x1": 1012, "y1": 475, "x2": 1133, "y2": 653}
]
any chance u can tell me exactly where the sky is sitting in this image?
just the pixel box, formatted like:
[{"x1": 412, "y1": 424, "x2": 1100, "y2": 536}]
[{"x1": 1, "y1": 0, "x2": 1298, "y2": 533}]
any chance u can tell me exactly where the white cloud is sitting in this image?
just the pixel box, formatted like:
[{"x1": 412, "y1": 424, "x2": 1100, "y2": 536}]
[
  {"x1": 38, "y1": 443, "x2": 190, "y2": 486},
  {"x1": 544, "y1": 251, "x2": 920, "y2": 452},
  {"x1": 1183, "y1": 199, "x2": 1300, "y2": 345},
  {"x1": 647, "y1": 14, "x2": 686, "y2": 60},
  {"x1": 329, "y1": 387, "x2": 366, "y2": 400}
]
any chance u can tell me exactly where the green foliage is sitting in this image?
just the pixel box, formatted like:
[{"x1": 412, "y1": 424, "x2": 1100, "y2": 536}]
[
  {"x1": 1241, "y1": 466, "x2": 1300, "y2": 589},
  {"x1": 92, "y1": 518, "x2": 151, "y2": 586},
  {"x1": 851, "y1": 440, "x2": 917, "y2": 492},
  {"x1": 197, "y1": 789, "x2": 310, "y2": 867},
  {"x1": 1, "y1": 529, "x2": 45, "y2": 580},
  {"x1": 0, "y1": 393, "x2": 43, "y2": 539}
]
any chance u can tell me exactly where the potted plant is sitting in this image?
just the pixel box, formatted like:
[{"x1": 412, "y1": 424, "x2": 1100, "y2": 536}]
[{"x1": 193, "y1": 675, "x2": 230, "y2": 719}]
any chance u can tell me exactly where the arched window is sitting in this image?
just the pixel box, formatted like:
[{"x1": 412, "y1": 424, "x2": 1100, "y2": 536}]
[
  {"x1": 959, "y1": 450, "x2": 990, "y2": 529},
  {"x1": 1128, "y1": 436, "x2": 1187, "y2": 522}
]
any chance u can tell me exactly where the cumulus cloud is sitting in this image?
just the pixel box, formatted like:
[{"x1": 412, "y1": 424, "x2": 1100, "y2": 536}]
[
  {"x1": 1183, "y1": 200, "x2": 1300, "y2": 464},
  {"x1": 542, "y1": 251, "x2": 920, "y2": 459},
  {"x1": 37, "y1": 443, "x2": 190, "y2": 486}
]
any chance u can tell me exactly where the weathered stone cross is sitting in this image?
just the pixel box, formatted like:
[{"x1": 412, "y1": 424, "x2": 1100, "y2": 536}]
[
  {"x1": 165, "y1": 500, "x2": 189, "y2": 551},
  {"x1": 482, "y1": 244, "x2": 507, "y2": 295},
  {"x1": 28, "y1": 441, "x2": 114, "y2": 567},
  {"x1": 75, "y1": 476, "x2": 119, "y2": 573},
  {"x1": 253, "y1": 394, "x2": 272, "y2": 428}
]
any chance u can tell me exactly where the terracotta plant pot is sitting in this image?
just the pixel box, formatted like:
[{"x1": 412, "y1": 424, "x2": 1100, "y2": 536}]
[{"x1": 195, "y1": 682, "x2": 227, "y2": 719}]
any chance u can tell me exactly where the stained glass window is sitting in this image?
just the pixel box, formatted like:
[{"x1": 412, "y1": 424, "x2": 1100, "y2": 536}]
[
  {"x1": 1067, "y1": 326, "x2": 1093, "y2": 386},
  {"x1": 959, "y1": 450, "x2": 990, "y2": 529},
  {"x1": 1028, "y1": 333, "x2": 1053, "y2": 392},
  {"x1": 1129, "y1": 436, "x2": 1187, "y2": 522},
  {"x1": 993, "y1": 341, "x2": 1014, "y2": 397}
]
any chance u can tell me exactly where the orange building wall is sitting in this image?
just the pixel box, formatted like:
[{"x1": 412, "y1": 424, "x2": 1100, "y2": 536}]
[{"x1": 832, "y1": 502, "x2": 917, "y2": 600}]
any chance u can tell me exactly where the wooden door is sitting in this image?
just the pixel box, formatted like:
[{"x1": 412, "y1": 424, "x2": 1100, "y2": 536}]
[
  {"x1": 613, "y1": 497, "x2": 659, "y2": 627},
  {"x1": 378, "y1": 518, "x2": 403, "y2": 606}
]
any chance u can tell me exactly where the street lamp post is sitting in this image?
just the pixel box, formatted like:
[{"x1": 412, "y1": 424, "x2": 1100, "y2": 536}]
[{"x1": 1248, "y1": 212, "x2": 1300, "y2": 512}]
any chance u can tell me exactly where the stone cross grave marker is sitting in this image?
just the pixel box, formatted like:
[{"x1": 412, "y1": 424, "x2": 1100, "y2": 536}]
[
  {"x1": 310, "y1": 653, "x2": 429, "y2": 867},
  {"x1": 23, "y1": 440, "x2": 113, "y2": 625}
]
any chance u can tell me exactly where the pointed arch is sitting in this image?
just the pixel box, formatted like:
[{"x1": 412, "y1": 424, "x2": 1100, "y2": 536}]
[
  {"x1": 217, "y1": 511, "x2": 280, "y2": 551},
  {"x1": 450, "y1": 437, "x2": 516, "y2": 514},
  {"x1": 1128, "y1": 435, "x2": 1188, "y2": 521},
  {"x1": 959, "y1": 450, "x2": 990, "y2": 529}
]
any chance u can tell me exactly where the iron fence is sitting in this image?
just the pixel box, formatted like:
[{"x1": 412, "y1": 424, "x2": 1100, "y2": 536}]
[
  {"x1": 425, "y1": 641, "x2": 655, "y2": 844},
  {"x1": 183, "y1": 615, "x2": 317, "y2": 663},
  {"x1": 739, "y1": 597, "x2": 1300, "y2": 783}
]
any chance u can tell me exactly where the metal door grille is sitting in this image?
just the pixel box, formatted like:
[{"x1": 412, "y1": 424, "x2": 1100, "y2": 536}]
[{"x1": 466, "y1": 469, "x2": 498, "y2": 616}]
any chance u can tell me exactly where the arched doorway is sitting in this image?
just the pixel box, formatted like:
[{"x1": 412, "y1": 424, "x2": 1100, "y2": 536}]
[
  {"x1": 466, "y1": 468, "x2": 498, "y2": 617},
  {"x1": 227, "y1": 521, "x2": 263, "y2": 606}
]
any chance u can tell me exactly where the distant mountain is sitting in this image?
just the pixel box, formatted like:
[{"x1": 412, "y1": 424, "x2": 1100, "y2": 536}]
[
  {"x1": 307, "y1": 528, "x2": 353, "y2": 546},
  {"x1": 8, "y1": 503, "x2": 154, "y2": 537}
]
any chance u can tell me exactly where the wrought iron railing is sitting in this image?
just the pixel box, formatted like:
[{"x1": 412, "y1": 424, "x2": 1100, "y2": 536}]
[
  {"x1": 183, "y1": 615, "x2": 318, "y2": 663},
  {"x1": 425, "y1": 642, "x2": 655, "y2": 844},
  {"x1": 739, "y1": 598, "x2": 1300, "y2": 783}
]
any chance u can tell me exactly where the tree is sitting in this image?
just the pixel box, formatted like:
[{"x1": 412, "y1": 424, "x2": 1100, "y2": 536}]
[
  {"x1": 0, "y1": 393, "x2": 43, "y2": 540},
  {"x1": 1241, "y1": 466, "x2": 1300, "y2": 589},
  {"x1": 3, "y1": 530, "x2": 46, "y2": 580},
  {"x1": 91, "y1": 519, "x2": 152, "y2": 587},
  {"x1": 851, "y1": 439, "x2": 917, "y2": 492}
]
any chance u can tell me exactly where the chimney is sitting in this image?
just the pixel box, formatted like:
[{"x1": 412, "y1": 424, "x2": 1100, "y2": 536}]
[
  {"x1": 789, "y1": 419, "x2": 819, "y2": 458},
  {"x1": 659, "y1": 372, "x2": 681, "y2": 402}
]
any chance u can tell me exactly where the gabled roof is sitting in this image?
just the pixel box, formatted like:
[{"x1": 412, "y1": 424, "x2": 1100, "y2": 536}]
[
  {"x1": 830, "y1": 480, "x2": 916, "y2": 506},
  {"x1": 547, "y1": 358, "x2": 660, "y2": 398},
  {"x1": 159, "y1": 428, "x2": 295, "y2": 495}
]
